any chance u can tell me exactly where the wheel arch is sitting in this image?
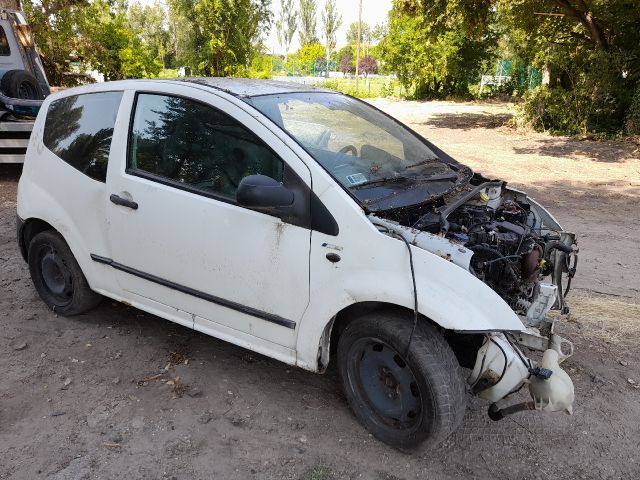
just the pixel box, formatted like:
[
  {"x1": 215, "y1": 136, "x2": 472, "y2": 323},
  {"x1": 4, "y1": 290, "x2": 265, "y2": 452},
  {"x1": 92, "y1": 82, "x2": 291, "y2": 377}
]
[
  {"x1": 17, "y1": 216, "x2": 56, "y2": 262},
  {"x1": 316, "y1": 301, "x2": 484, "y2": 373}
]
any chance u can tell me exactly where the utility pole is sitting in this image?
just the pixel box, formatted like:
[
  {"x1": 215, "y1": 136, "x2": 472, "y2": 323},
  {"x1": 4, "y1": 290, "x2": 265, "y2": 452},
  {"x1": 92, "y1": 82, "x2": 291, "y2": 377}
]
[{"x1": 355, "y1": 0, "x2": 362, "y2": 92}]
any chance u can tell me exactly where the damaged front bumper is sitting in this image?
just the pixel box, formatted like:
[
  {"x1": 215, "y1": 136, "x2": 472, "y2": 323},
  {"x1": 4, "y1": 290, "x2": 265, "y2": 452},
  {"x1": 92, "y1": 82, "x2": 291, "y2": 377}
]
[{"x1": 468, "y1": 319, "x2": 575, "y2": 420}]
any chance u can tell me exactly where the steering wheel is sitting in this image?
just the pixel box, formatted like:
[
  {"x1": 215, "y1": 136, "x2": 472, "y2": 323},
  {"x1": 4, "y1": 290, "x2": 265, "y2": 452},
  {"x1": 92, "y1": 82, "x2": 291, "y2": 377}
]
[{"x1": 339, "y1": 144, "x2": 358, "y2": 156}]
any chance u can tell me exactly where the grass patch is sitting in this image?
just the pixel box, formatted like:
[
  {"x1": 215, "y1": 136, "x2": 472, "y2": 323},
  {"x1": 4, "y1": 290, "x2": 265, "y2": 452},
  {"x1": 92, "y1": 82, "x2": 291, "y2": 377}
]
[
  {"x1": 568, "y1": 293, "x2": 640, "y2": 346},
  {"x1": 301, "y1": 464, "x2": 334, "y2": 480},
  {"x1": 311, "y1": 77, "x2": 404, "y2": 99}
]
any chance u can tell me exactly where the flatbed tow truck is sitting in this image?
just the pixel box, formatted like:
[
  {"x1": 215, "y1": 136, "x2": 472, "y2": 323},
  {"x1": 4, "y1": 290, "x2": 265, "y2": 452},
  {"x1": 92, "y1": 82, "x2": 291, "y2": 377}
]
[{"x1": 0, "y1": 9, "x2": 50, "y2": 164}]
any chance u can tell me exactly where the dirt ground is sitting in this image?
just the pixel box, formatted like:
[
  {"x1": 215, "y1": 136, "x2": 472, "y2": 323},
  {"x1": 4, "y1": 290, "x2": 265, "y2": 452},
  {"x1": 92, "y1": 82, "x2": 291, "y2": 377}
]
[{"x1": 1, "y1": 99, "x2": 639, "y2": 480}]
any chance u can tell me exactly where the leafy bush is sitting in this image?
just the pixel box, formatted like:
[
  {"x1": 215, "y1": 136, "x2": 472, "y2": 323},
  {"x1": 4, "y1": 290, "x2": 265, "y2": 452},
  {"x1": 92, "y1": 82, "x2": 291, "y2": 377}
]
[{"x1": 624, "y1": 85, "x2": 640, "y2": 135}]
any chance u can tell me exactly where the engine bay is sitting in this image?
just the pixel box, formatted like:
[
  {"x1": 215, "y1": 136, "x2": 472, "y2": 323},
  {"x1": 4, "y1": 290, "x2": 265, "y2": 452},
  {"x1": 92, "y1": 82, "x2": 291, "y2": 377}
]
[{"x1": 374, "y1": 177, "x2": 578, "y2": 320}]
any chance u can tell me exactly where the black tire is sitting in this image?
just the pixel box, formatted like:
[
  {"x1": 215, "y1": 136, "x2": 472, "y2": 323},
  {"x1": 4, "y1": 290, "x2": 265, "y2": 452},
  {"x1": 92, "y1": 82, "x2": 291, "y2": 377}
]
[
  {"x1": 1, "y1": 69, "x2": 44, "y2": 100},
  {"x1": 337, "y1": 310, "x2": 467, "y2": 450},
  {"x1": 27, "y1": 231, "x2": 101, "y2": 315}
]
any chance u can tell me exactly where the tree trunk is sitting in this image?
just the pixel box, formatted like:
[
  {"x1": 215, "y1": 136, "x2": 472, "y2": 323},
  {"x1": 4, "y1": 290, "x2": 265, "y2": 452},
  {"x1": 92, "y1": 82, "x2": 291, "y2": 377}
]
[
  {"x1": 0, "y1": 0, "x2": 20, "y2": 10},
  {"x1": 553, "y1": 0, "x2": 609, "y2": 50}
]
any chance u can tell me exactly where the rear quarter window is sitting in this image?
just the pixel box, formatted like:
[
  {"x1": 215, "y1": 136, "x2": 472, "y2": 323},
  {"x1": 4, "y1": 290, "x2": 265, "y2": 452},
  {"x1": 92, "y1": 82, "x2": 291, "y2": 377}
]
[{"x1": 43, "y1": 91, "x2": 123, "y2": 182}]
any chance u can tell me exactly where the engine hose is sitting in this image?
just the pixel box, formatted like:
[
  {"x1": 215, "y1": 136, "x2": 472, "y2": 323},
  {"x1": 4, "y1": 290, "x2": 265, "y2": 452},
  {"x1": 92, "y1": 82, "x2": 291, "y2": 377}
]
[
  {"x1": 546, "y1": 240, "x2": 573, "y2": 254},
  {"x1": 438, "y1": 181, "x2": 504, "y2": 233},
  {"x1": 564, "y1": 252, "x2": 578, "y2": 298}
]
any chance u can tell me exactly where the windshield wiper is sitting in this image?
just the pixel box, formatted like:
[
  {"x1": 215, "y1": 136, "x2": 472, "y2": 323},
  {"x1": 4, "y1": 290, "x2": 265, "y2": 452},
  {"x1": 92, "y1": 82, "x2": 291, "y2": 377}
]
[
  {"x1": 404, "y1": 158, "x2": 441, "y2": 169},
  {"x1": 352, "y1": 172, "x2": 458, "y2": 189}
]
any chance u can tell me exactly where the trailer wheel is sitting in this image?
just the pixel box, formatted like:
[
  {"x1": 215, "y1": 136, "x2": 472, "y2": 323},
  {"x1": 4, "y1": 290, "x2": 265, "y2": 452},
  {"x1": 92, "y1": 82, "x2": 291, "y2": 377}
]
[
  {"x1": 1, "y1": 70, "x2": 43, "y2": 100},
  {"x1": 337, "y1": 310, "x2": 467, "y2": 450}
]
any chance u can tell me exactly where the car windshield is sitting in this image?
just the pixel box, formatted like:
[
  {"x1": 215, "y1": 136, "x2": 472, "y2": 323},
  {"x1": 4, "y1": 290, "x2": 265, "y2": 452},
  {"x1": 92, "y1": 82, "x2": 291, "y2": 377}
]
[{"x1": 246, "y1": 93, "x2": 464, "y2": 196}]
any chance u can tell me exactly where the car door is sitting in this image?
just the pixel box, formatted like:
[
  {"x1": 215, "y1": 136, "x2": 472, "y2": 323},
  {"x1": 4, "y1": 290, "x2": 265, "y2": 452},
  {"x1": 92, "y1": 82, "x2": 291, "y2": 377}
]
[{"x1": 104, "y1": 85, "x2": 311, "y2": 349}]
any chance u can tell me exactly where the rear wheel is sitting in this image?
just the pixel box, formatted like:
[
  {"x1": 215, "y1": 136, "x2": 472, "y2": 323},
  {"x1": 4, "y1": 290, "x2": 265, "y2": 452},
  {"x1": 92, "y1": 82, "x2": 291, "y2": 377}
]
[
  {"x1": 337, "y1": 310, "x2": 467, "y2": 449},
  {"x1": 28, "y1": 231, "x2": 101, "y2": 315}
]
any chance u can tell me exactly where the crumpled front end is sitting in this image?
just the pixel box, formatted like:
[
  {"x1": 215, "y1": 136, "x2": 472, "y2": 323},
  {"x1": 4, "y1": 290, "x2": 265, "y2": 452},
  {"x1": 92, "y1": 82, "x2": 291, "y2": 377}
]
[
  {"x1": 369, "y1": 180, "x2": 579, "y2": 420},
  {"x1": 468, "y1": 322, "x2": 575, "y2": 419}
]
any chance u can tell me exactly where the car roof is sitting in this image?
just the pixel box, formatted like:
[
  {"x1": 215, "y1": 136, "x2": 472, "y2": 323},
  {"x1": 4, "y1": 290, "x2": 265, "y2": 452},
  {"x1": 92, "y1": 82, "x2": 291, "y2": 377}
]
[{"x1": 176, "y1": 77, "x2": 335, "y2": 97}]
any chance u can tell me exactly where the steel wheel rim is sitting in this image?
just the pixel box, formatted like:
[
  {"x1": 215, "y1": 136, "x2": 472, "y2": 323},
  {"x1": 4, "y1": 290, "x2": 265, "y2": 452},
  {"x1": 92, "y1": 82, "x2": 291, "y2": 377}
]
[
  {"x1": 346, "y1": 338, "x2": 423, "y2": 430},
  {"x1": 18, "y1": 81, "x2": 37, "y2": 99},
  {"x1": 37, "y1": 244, "x2": 74, "y2": 305}
]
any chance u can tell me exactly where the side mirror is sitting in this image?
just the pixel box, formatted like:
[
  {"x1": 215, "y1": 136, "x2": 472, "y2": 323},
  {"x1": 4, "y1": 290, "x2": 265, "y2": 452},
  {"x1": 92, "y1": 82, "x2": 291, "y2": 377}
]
[{"x1": 236, "y1": 174, "x2": 294, "y2": 210}]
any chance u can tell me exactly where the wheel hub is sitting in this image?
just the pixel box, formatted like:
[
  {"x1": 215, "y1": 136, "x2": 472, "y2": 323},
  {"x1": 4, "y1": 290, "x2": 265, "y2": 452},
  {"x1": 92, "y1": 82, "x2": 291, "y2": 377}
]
[
  {"x1": 41, "y1": 251, "x2": 71, "y2": 297},
  {"x1": 351, "y1": 340, "x2": 422, "y2": 428}
]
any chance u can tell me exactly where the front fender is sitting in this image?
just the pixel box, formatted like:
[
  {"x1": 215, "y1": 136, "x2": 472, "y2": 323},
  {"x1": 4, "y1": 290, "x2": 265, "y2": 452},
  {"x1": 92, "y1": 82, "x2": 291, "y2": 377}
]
[{"x1": 296, "y1": 230, "x2": 526, "y2": 371}]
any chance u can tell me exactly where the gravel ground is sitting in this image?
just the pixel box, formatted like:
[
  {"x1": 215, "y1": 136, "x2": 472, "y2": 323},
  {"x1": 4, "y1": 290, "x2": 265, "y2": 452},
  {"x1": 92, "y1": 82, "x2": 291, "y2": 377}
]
[{"x1": 1, "y1": 99, "x2": 639, "y2": 480}]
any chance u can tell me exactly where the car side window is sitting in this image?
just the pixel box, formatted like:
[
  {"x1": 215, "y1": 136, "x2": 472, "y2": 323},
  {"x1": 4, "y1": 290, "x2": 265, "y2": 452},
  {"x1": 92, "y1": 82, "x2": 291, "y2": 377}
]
[
  {"x1": 0, "y1": 27, "x2": 10, "y2": 56},
  {"x1": 128, "y1": 93, "x2": 284, "y2": 199},
  {"x1": 43, "y1": 91, "x2": 123, "y2": 182}
]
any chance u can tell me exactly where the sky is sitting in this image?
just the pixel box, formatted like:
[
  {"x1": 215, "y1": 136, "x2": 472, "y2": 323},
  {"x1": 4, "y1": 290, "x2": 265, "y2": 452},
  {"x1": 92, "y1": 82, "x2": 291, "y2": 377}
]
[{"x1": 264, "y1": 0, "x2": 393, "y2": 54}]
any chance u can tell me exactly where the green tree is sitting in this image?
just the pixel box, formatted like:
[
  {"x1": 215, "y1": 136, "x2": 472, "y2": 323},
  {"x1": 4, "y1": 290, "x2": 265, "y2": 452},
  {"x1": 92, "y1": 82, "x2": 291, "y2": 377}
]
[
  {"x1": 346, "y1": 21, "x2": 369, "y2": 45},
  {"x1": 168, "y1": 0, "x2": 271, "y2": 76},
  {"x1": 77, "y1": 0, "x2": 161, "y2": 80},
  {"x1": 387, "y1": 0, "x2": 640, "y2": 133},
  {"x1": 296, "y1": 42, "x2": 325, "y2": 74},
  {"x1": 127, "y1": 1, "x2": 171, "y2": 68},
  {"x1": 380, "y1": 1, "x2": 494, "y2": 97},
  {"x1": 276, "y1": 0, "x2": 298, "y2": 63},
  {"x1": 321, "y1": 0, "x2": 341, "y2": 75},
  {"x1": 298, "y1": 0, "x2": 317, "y2": 46},
  {"x1": 24, "y1": 0, "x2": 161, "y2": 83},
  {"x1": 23, "y1": 0, "x2": 87, "y2": 84}
]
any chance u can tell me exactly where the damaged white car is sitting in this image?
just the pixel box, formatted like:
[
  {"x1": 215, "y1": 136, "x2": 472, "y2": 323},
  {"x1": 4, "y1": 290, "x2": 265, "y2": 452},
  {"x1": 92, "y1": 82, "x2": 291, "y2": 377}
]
[{"x1": 17, "y1": 79, "x2": 578, "y2": 449}]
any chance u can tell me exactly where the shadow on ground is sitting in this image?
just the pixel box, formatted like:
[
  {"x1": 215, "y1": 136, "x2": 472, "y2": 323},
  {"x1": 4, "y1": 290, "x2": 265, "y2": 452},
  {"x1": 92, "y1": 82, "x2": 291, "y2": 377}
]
[
  {"x1": 512, "y1": 137, "x2": 639, "y2": 164},
  {"x1": 421, "y1": 112, "x2": 513, "y2": 130}
]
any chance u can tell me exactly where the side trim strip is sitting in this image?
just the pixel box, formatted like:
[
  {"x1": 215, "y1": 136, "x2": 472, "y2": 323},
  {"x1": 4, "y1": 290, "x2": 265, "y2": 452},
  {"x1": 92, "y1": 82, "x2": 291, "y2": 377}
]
[{"x1": 90, "y1": 254, "x2": 296, "y2": 329}]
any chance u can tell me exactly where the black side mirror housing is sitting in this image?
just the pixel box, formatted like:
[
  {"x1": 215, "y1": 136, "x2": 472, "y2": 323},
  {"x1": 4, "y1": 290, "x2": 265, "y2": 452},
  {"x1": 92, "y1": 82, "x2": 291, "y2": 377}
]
[{"x1": 236, "y1": 174, "x2": 294, "y2": 210}]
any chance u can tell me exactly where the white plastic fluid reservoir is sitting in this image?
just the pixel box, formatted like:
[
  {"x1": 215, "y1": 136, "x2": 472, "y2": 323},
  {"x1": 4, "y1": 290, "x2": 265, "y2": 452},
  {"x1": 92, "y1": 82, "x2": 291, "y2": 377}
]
[{"x1": 529, "y1": 349, "x2": 575, "y2": 414}]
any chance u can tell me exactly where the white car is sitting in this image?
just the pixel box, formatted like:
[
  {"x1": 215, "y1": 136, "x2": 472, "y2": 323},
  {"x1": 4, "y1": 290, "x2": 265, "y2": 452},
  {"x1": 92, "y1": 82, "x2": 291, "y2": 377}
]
[{"x1": 17, "y1": 79, "x2": 578, "y2": 449}]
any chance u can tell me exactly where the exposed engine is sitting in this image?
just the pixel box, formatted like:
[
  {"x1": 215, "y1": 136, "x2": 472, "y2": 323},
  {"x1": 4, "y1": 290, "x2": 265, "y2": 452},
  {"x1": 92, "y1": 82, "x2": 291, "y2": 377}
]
[
  {"x1": 444, "y1": 199, "x2": 573, "y2": 312},
  {"x1": 375, "y1": 180, "x2": 578, "y2": 318}
]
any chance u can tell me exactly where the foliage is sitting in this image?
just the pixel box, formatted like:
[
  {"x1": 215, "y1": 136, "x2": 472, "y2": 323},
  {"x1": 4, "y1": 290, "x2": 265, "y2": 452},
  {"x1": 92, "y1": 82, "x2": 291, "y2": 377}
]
[
  {"x1": 346, "y1": 21, "x2": 369, "y2": 46},
  {"x1": 298, "y1": 0, "x2": 317, "y2": 46},
  {"x1": 358, "y1": 55, "x2": 378, "y2": 76},
  {"x1": 380, "y1": 2, "x2": 495, "y2": 98},
  {"x1": 379, "y1": 0, "x2": 639, "y2": 134},
  {"x1": 294, "y1": 42, "x2": 325, "y2": 74},
  {"x1": 339, "y1": 53, "x2": 354, "y2": 74},
  {"x1": 320, "y1": 0, "x2": 341, "y2": 76},
  {"x1": 276, "y1": 0, "x2": 298, "y2": 62},
  {"x1": 501, "y1": 0, "x2": 640, "y2": 134},
  {"x1": 625, "y1": 86, "x2": 640, "y2": 135},
  {"x1": 24, "y1": 0, "x2": 161, "y2": 83},
  {"x1": 316, "y1": 77, "x2": 402, "y2": 98},
  {"x1": 168, "y1": 0, "x2": 271, "y2": 76},
  {"x1": 127, "y1": 1, "x2": 170, "y2": 68}
]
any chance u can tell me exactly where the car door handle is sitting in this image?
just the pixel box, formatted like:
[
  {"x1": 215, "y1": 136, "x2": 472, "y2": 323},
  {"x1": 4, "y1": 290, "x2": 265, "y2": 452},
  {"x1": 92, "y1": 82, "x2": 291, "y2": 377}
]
[{"x1": 110, "y1": 194, "x2": 138, "y2": 210}]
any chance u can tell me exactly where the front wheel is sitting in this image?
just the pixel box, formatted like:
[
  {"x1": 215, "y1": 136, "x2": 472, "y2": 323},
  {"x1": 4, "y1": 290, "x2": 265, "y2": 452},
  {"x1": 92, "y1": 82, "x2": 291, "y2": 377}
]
[{"x1": 337, "y1": 310, "x2": 467, "y2": 449}]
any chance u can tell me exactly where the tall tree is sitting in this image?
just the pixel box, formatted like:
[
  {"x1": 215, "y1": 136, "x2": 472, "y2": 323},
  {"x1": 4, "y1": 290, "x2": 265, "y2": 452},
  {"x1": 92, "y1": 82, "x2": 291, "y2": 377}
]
[
  {"x1": 23, "y1": 0, "x2": 160, "y2": 83},
  {"x1": 276, "y1": 0, "x2": 297, "y2": 63},
  {"x1": 168, "y1": 0, "x2": 271, "y2": 76},
  {"x1": 298, "y1": 0, "x2": 317, "y2": 47},
  {"x1": 127, "y1": 1, "x2": 171, "y2": 68},
  {"x1": 321, "y1": 0, "x2": 341, "y2": 75}
]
